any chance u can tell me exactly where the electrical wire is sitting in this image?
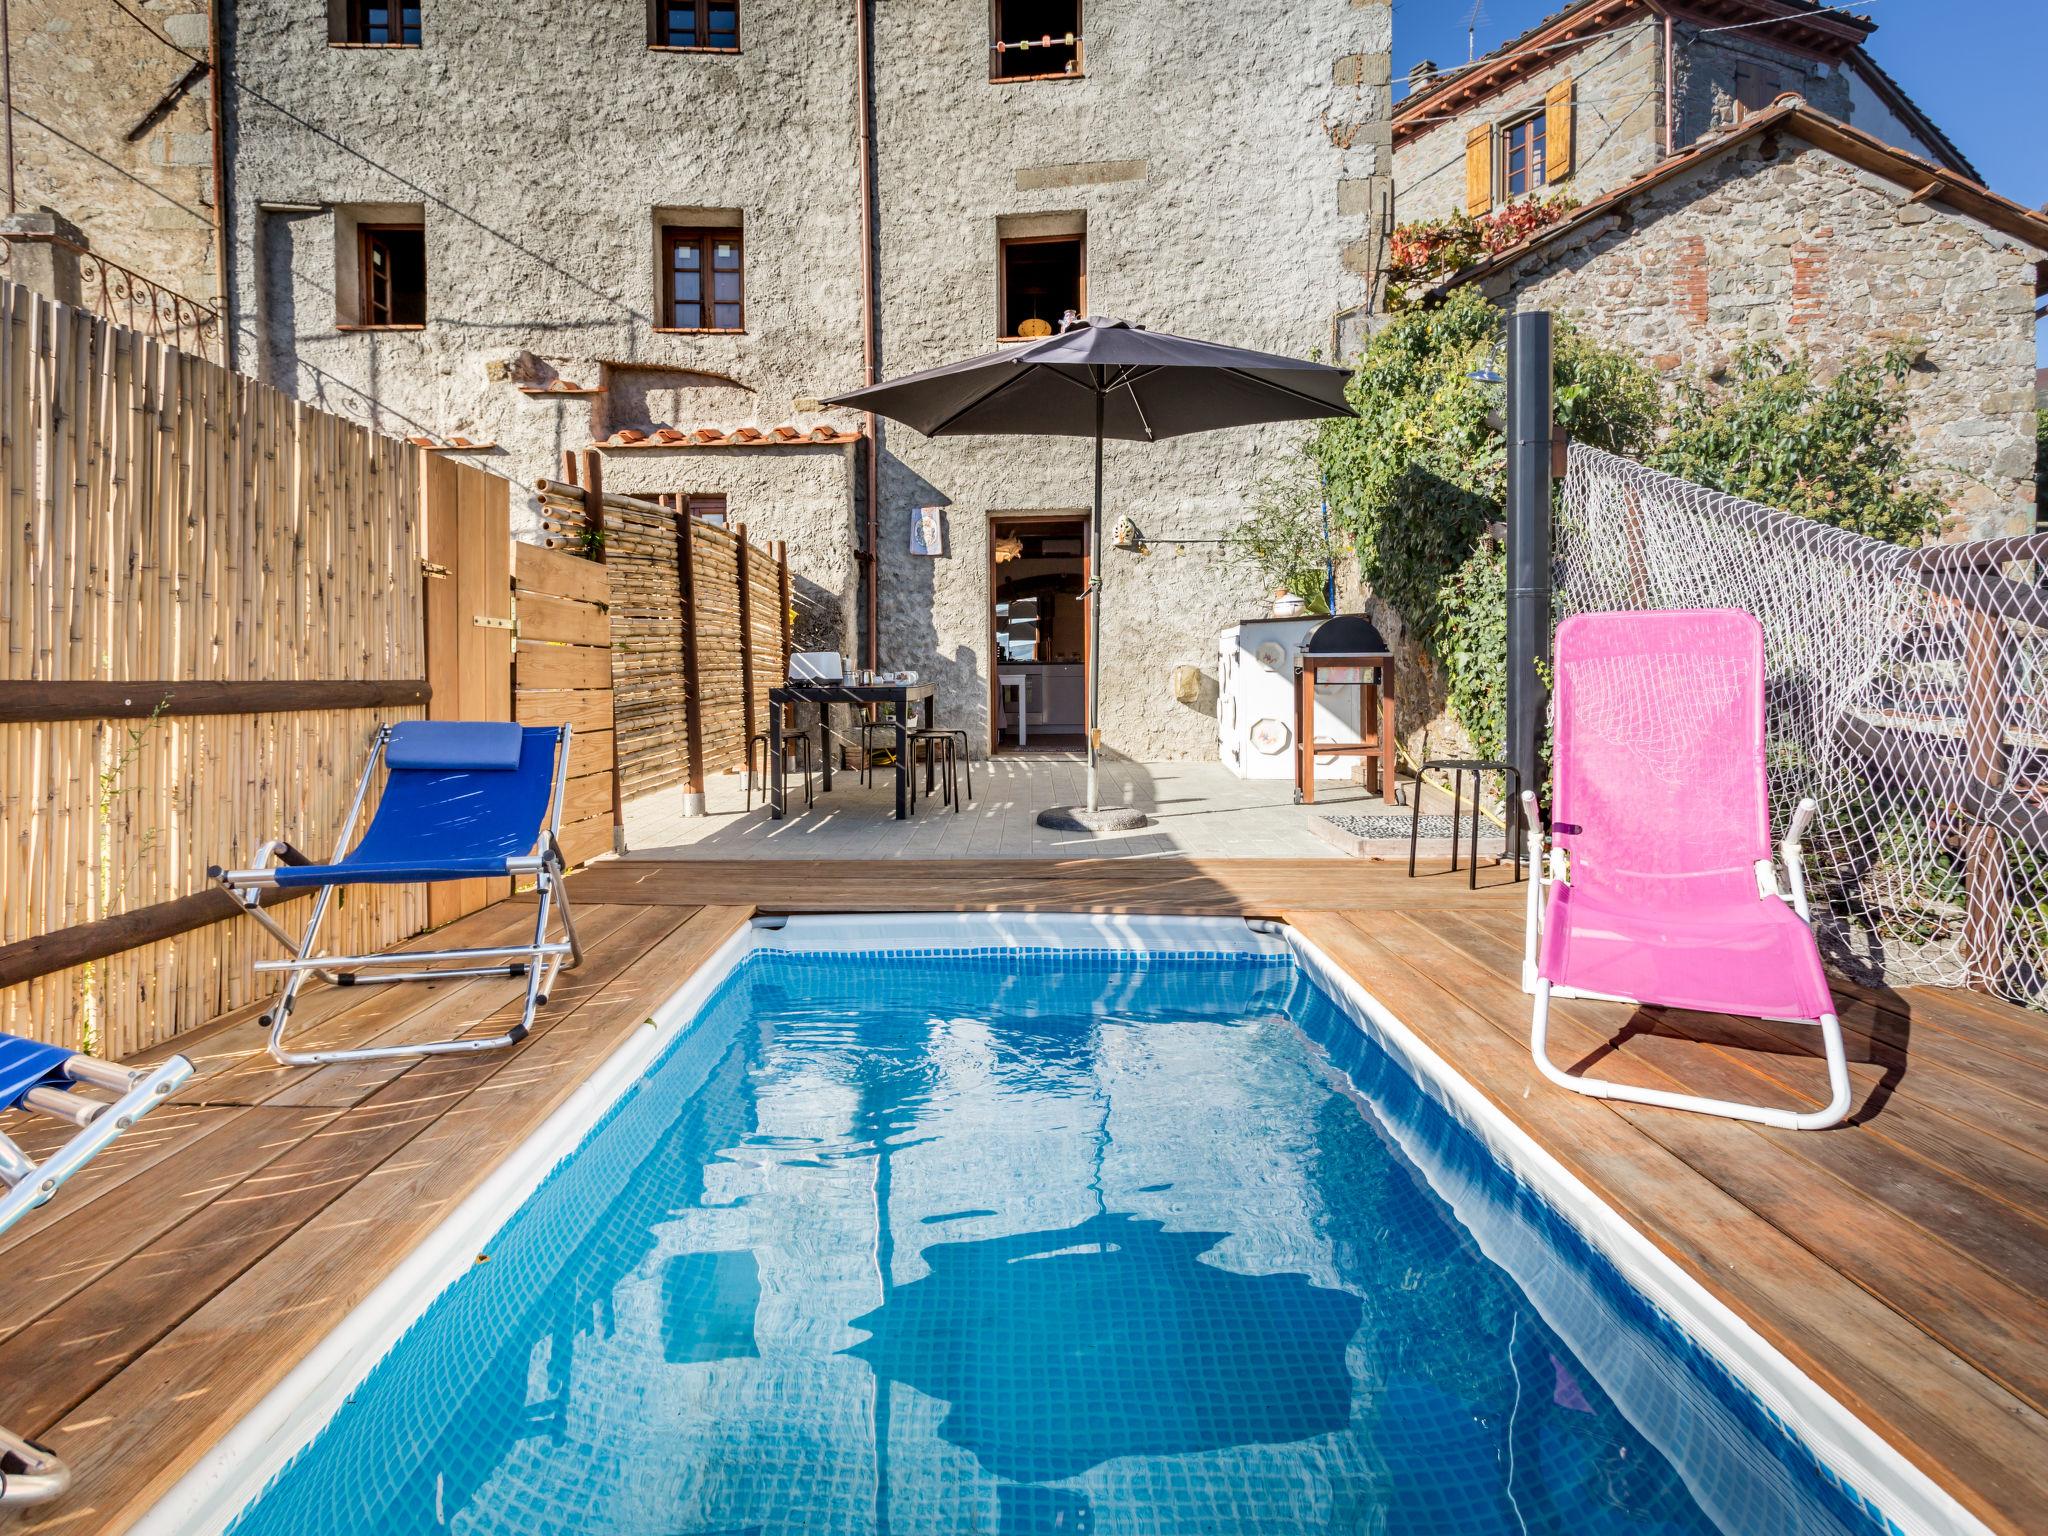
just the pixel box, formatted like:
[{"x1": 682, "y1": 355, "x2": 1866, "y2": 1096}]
[{"x1": 1395, "y1": 0, "x2": 1879, "y2": 112}]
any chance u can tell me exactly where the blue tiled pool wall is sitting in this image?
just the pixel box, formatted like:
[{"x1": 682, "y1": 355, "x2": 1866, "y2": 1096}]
[{"x1": 226, "y1": 945, "x2": 1894, "y2": 1536}]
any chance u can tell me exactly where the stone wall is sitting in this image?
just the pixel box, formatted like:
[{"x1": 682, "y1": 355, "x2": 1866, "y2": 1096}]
[
  {"x1": 7, "y1": 0, "x2": 218, "y2": 310},
  {"x1": 1669, "y1": 23, "x2": 1849, "y2": 148},
  {"x1": 224, "y1": 0, "x2": 1390, "y2": 762},
  {"x1": 1393, "y1": 19, "x2": 1663, "y2": 225},
  {"x1": 1464, "y1": 135, "x2": 2041, "y2": 537},
  {"x1": 868, "y1": 0, "x2": 1389, "y2": 759},
  {"x1": 223, "y1": 0, "x2": 869, "y2": 646}
]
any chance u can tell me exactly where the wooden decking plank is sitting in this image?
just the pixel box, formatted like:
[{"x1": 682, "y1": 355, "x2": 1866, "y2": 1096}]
[
  {"x1": 1450, "y1": 910, "x2": 2048, "y2": 1205},
  {"x1": 1294, "y1": 908, "x2": 2046, "y2": 1533},
  {"x1": 1431, "y1": 912, "x2": 2048, "y2": 1314},
  {"x1": 1462, "y1": 904, "x2": 2048, "y2": 1116},
  {"x1": 27, "y1": 905, "x2": 748, "y2": 1536},
  {"x1": 0, "y1": 905, "x2": 690, "y2": 1443}
]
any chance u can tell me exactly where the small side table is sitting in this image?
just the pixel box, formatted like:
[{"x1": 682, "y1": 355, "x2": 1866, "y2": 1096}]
[{"x1": 998, "y1": 672, "x2": 1028, "y2": 748}]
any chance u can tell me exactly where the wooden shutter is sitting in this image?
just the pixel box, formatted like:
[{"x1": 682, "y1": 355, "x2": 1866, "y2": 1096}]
[
  {"x1": 1464, "y1": 125, "x2": 1493, "y2": 215},
  {"x1": 1545, "y1": 77, "x2": 1575, "y2": 180}
]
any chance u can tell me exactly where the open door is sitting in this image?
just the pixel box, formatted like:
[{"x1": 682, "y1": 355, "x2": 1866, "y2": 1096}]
[{"x1": 986, "y1": 513, "x2": 1090, "y2": 756}]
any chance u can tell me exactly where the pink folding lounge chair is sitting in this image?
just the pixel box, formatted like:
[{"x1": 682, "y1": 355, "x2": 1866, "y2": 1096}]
[{"x1": 1519, "y1": 608, "x2": 1851, "y2": 1131}]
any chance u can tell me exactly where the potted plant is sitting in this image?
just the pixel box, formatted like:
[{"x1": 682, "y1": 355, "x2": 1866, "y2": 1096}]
[{"x1": 1226, "y1": 451, "x2": 1339, "y2": 617}]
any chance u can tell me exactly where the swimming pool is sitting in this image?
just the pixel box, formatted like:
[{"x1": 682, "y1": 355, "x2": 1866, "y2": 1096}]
[{"x1": 166, "y1": 915, "x2": 1968, "y2": 1535}]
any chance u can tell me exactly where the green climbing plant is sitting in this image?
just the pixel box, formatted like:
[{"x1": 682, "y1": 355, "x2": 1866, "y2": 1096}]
[
  {"x1": 1308, "y1": 288, "x2": 1657, "y2": 753},
  {"x1": 1649, "y1": 343, "x2": 1943, "y2": 546}
]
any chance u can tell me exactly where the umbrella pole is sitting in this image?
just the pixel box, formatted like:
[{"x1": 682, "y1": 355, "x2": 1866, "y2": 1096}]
[{"x1": 1086, "y1": 389, "x2": 1103, "y2": 814}]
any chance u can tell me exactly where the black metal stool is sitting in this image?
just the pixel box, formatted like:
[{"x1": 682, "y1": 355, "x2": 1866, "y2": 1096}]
[
  {"x1": 908, "y1": 732, "x2": 960, "y2": 814},
  {"x1": 855, "y1": 720, "x2": 896, "y2": 786},
  {"x1": 1408, "y1": 744, "x2": 1521, "y2": 889},
  {"x1": 911, "y1": 726, "x2": 972, "y2": 804},
  {"x1": 747, "y1": 720, "x2": 813, "y2": 812}
]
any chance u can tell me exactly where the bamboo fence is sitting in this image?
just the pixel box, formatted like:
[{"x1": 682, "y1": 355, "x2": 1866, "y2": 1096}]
[
  {"x1": 535, "y1": 480, "x2": 788, "y2": 799},
  {"x1": 0, "y1": 280, "x2": 429, "y2": 1055}
]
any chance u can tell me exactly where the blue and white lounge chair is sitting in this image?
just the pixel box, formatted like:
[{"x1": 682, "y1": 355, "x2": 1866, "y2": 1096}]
[
  {"x1": 0, "y1": 1034, "x2": 192, "y2": 1507},
  {"x1": 213, "y1": 721, "x2": 584, "y2": 1067}
]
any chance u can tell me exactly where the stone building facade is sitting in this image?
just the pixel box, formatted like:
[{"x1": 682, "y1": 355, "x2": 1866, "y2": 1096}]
[
  {"x1": 2, "y1": 0, "x2": 221, "y2": 320},
  {"x1": 1393, "y1": 0, "x2": 1970, "y2": 226},
  {"x1": 1442, "y1": 106, "x2": 2047, "y2": 538},
  {"x1": 1391, "y1": 0, "x2": 2035, "y2": 539},
  {"x1": 218, "y1": 0, "x2": 1390, "y2": 761}
]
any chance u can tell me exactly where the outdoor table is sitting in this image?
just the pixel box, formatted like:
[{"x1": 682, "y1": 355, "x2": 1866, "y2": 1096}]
[{"x1": 769, "y1": 681, "x2": 936, "y2": 821}]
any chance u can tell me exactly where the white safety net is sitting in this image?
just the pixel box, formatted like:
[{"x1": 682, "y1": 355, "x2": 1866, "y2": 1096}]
[{"x1": 1557, "y1": 445, "x2": 2048, "y2": 1004}]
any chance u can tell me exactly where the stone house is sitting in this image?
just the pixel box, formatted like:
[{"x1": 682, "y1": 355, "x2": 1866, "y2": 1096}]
[
  {"x1": 1432, "y1": 102, "x2": 2048, "y2": 538},
  {"x1": 0, "y1": 0, "x2": 223, "y2": 333},
  {"x1": 1392, "y1": 0, "x2": 2041, "y2": 538},
  {"x1": 1393, "y1": 0, "x2": 1973, "y2": 226},
  {"x1": 214, "y1": 0, "x2": 1392, "y2": 761}
]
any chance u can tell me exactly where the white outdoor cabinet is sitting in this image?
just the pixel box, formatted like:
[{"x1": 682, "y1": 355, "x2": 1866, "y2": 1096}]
[{"x1": 1217, "y1": 619, "x2": 1364, "y2": 781}]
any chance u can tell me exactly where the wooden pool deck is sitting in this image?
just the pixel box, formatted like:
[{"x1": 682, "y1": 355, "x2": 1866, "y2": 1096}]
[{"x1": 1, "y1": 858, "x2": 2044, "y2": 1533}]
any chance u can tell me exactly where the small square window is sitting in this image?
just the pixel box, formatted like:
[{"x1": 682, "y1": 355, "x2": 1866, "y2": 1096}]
[
  {"x1": 1502, "y1": 113, "x2": 1547, "y2": 199},
  {"x1": 999, "y1": 234, "x2": 1084, "y2": 340},
  {"x1": 663, "y1": 228, "x2": 744, "y2": 331},
  {"x1": 992, "y1": 0, "x2": 1080, "y2": 81},
  {"x1": 334, "y1": 0, "x2": 421, "y2": 44},
  {"x1": 357, "y1": 224, "x2": 426, "y2": 326},
  {"x1": 653, "y1": 0, "x2": 739, "y2": 49}
]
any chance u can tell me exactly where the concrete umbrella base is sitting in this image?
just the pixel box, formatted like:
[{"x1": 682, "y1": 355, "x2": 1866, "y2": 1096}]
[{"x1": 1035, "y1": 805, "x2": 1151, "y2": 833}]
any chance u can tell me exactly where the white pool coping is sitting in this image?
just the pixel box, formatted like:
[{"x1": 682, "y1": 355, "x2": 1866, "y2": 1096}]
[{"x1": 139, "y1": 911, "x2": 1985, "y2": 1536}]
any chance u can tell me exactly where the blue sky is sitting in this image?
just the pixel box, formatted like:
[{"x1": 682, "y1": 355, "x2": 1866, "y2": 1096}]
[{"x1": 1391, "y1": 0, "x2": 2048, "y2": 364}]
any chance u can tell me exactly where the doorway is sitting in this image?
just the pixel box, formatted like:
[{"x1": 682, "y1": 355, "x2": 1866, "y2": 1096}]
[{"x1": 987, "y1": 513, "x2": 1090, "y2": 756}]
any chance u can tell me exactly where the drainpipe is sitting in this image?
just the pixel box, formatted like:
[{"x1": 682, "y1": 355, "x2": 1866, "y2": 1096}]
[
  {"x1": 1661, "y1": 6, "x2": 1676, "y2": 156},
  {"x1": 208, "y1": 0, "x2": 233, "y2": 369},
  {"x1": 854, "y1": 0, "x2": 880, "y2": 671},
  {"x1": 2, "y1": 0, "x2": 16, "y2": 214}
]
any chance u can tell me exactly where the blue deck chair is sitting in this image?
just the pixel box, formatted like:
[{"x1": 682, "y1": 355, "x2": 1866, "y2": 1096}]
[
  {"x1": 0, "y1": 1034, "x2": 191, "y2": 1507},
  {"x1": 212, "y1": 721, "x2": 584, "y2": 1067}
]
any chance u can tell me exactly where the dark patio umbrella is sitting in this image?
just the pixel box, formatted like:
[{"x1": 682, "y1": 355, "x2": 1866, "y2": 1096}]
[{"x1": 825, "y1": 316, "x2": 1353, "y2": 824}]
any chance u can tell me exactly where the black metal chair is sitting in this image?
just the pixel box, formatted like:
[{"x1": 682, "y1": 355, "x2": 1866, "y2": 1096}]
[
  {"x1": 747, "y1": 706, "x2": 813, "y2": 812},
  {"x1": 1408, "y1": 735, "x2": 1521, "y2": 889},
  {"x1": 855, "y1": 717, "x2": 899, "y2": 787}
]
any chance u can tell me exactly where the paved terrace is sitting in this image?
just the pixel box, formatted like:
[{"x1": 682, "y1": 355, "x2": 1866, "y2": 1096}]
[
  {"x1": 0, "y1": 859, "x2": 2043, "y2": 1534},
  {"x1": 624, "y1": 756, "x2": 1386, "y2": 860}
]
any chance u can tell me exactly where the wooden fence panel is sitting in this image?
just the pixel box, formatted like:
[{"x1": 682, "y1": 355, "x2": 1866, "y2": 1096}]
[
  {"x1": 513, "y1": 541, "x2": 617, "y2": 869},
  {"x1": 531, "y1": 480, "x2": 789, "y2": 809},
  {"x1": 0, "y1": 281, "x2": 431, "y2": 1056},
  {"x1": 422, "y1": 456, "x2": 513, "y2": 924}
]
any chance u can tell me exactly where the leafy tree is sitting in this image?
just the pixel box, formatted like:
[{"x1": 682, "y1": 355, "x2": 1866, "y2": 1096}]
[
  {"x1": 1649, "y1": 344, "x2": 1943, "y2": 545},
  {"x1": 1308, "y1": 288, "x2": 1657, "y2": 755}
]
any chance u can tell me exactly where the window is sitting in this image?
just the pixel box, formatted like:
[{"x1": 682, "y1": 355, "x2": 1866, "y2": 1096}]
[
  {"x1": 653, "y1": 0, "x2": 738, "y2": 49},
  {"x1": 1732, "y1": 66, "x2": 1784, "y2": 119},
  {"x1": 1502, "y1": 113, "x2": 1547, "y2": 199},
  {"x1": 992, "y1": 0, "x2": 1080, "y2": 81},
  {"x1": 999, "y1": 235, "x2": 1084, "y2": 340},
  {"x1": 334, "y1": 0, "x2": 420, "y2": 44},
  {"x1": 662, "y1": 228, "x2": 744, "y2": 331},
  {"x1": 357, "y1": 224, "x2": 426, "y2": 327}
]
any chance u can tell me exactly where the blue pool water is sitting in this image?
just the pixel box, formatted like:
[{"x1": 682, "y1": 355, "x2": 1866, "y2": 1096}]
[{"x1": 228, "y1": 946, "x2": 1894, "y2": 1536}]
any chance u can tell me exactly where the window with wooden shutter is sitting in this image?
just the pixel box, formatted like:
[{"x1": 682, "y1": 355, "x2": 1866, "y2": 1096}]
[
  {"x1": 1545, "y1": 77, "x2": 1574, "y2": 180},
  {"x1": 1464, "y1": 126, "x2": 1492, "y2": 216}
]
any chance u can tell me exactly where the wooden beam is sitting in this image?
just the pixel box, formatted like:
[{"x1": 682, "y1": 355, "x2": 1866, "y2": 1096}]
[
  {"x1": 0, "y1": 885, "x2": 308, "y2": 992},
  {"x1": 676, "y1": 509, "x2": 707, "y2": 797},
  {"x1": 0, "y1": 679, "x2": 430, "y2": 723}
]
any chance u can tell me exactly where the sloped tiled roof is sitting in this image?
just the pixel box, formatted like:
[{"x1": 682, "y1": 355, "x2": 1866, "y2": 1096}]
[{"x1": 1427, "y1": 99, "x2": 2048, "y2": 298}]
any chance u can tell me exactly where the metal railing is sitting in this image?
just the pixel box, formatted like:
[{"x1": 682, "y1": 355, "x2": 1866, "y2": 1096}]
[{"x1": 0, "y1": 232, "x2": 220, "y2": 359}]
